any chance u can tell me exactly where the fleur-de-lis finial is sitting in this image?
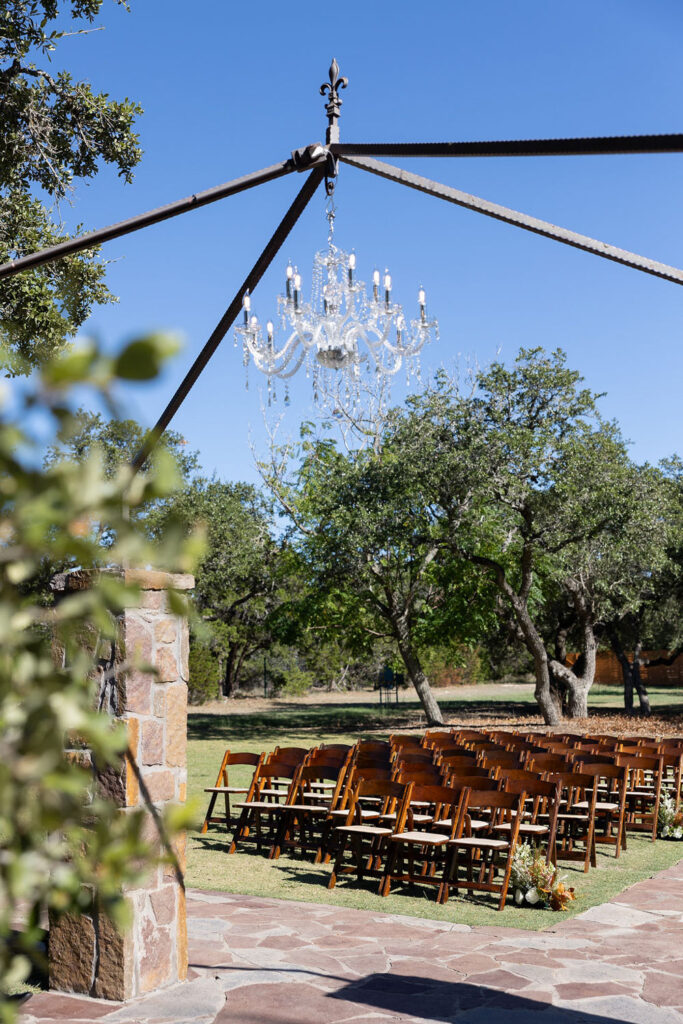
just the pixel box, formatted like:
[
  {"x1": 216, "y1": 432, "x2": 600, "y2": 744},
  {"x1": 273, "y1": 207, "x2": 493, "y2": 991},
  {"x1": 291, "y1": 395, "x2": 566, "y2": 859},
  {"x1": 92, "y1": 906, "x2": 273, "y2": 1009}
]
[{"x1": 320, "y1": 58, "x2": 348, "y2": 145}]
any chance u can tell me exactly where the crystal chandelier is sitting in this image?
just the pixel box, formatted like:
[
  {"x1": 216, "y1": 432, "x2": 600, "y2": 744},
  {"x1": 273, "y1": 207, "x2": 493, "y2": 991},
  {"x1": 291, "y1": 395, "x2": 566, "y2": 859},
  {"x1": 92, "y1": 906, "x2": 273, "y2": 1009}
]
[{"x1": 234, "y1": 207, "x2": 438, "y2": 408}]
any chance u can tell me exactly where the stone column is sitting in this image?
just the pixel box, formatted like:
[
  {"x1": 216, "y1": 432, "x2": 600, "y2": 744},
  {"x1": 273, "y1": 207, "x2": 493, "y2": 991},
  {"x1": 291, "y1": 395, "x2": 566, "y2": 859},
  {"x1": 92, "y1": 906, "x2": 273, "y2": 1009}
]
[{"x1": 48, "y1": 568, "x2": 193, "y2": 1001}]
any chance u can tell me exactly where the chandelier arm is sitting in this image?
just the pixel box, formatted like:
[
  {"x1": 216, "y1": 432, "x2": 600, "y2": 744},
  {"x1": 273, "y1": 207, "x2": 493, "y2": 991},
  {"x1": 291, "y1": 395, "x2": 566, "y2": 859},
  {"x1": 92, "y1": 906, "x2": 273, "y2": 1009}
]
[
  {"x1": 354, "y1": 325, "x2": 403, "y2": 375},
  {"x1": 340, "y1": 155, "x2": 683, "y2": 287},
  {"x1": 246, "y1": 329, "x2": 306, "y2": 374},
  {"x1": 131, "y1": 166, "x2": 325, "y2": 473},
  {"x1": 331, "y1": 134, "x2": 683, "y2": 159},
  {"x1": 274, "y1": 344, "x2": 308, "y2": 379},
  {"x1": 0, "y1": 155, "x2": 326, "y2": 282}
]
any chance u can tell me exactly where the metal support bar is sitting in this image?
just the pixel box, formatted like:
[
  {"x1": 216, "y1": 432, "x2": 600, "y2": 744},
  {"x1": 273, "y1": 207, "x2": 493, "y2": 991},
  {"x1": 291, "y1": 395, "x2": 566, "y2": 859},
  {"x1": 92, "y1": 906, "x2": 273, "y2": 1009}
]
[
  {"x1": 332, "y1": 133, "x2": 683, "y2": 159},
  {"x1": 340, "y1": 155, "x2": 683, "y2": 287},
  {"x1": 0, "y1": 151, "x2": 326, "y2": 281},
  {"x1": 130, "y1": 166, "x2": 326, "y2": 473}
]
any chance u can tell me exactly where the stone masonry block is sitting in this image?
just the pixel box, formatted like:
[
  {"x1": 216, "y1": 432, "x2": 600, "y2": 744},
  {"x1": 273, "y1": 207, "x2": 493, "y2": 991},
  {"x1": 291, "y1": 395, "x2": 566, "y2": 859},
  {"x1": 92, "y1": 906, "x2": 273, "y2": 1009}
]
[
  {"x1": 143, "y1": 769, "x2": 175, "y2": 803},
  {"x1": 155, "y1": 645, "x2": 179, "y2": 683},
  {"x1": 141, "y1": 719, "x2": 164, "y2": 766},
  {"x1": 179, "y1": 620, "x2": 189, "y2": 682},
  {"x1": 93, "y1": 909, "x2": 132, "y2": 1001},
  {"x1": 124, "y1": 613, "x2": 152, "y2": 664},
  {"x1": 140, "y1": 589, "x2": 166, "y2": 611},
  {"x1": 124, "y1": 670, "x2": 153, "y2": 715},
  {"x1": 177, "y1": 886, "x2": 187, "y2": 982},
  {"x1": 163, "y1": 832, "x2": 187, "y2": 879},
  {"x1": 165, "y1": 683, "x2": 187, "y2": 768},
  {"x1": 150, "y1": 885, "x2": 177, "y2": 926},
  {"x1": 153, "y1": 685, "x2": 166, "y2": 717},
  {"x1": 154, "y1": 618, "x2": 177, "y2": 644},
  {"x1": 48, "y1": 912, "x2": 95, "y2": 994}
]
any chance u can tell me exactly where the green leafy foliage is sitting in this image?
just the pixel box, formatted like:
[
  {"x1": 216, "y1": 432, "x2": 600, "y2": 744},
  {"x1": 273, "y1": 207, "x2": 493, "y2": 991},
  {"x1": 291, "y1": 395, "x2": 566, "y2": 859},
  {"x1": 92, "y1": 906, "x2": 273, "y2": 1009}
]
[
  {"x1": 0, "y1": 2, "x2": 143, "y2": 373},
  {"x1": 0, "y1": 334, "x2": 200, "y2": 1018}
]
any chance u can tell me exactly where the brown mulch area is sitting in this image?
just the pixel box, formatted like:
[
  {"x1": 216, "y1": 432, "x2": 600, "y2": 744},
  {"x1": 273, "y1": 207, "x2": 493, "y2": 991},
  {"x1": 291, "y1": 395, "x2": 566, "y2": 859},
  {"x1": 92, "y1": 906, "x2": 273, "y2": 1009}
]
[{"x1": 428, "y1": 708, "x2": 683, "y2": 738}]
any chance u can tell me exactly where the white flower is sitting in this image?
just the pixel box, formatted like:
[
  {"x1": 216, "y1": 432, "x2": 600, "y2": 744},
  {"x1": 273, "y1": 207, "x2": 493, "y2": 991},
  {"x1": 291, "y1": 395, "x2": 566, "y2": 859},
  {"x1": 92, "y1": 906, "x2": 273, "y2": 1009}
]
[
  {"x1": 525, "y1": 887, "x2": 541, "y2": 905},
  {"x1": 514, "y1": 888, "x2": 524, "y2": 905}
]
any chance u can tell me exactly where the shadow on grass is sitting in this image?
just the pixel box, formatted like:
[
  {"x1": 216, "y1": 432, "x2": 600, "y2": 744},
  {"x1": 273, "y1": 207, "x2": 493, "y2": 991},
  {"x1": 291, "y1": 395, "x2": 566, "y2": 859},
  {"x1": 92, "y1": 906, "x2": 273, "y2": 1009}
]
[{"x1": 187, "y1": 699, "x2": 536, "y2": 742}]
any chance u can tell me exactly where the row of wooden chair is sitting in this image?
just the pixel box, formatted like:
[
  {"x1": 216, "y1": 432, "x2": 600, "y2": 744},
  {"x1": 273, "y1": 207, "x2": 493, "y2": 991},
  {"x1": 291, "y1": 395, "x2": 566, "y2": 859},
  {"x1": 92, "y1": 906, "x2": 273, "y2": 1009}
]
[{"x1": 200, "y1": 728, "x2": 682, "y2": 910}]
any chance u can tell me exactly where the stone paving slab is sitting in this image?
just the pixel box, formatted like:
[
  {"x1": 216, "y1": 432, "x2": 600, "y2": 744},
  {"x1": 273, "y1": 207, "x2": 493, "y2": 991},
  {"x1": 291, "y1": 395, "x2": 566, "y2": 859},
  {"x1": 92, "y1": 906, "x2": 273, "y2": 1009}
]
[{"x1": 21, "y1": 855, "x2": 683, "y2": 1024}]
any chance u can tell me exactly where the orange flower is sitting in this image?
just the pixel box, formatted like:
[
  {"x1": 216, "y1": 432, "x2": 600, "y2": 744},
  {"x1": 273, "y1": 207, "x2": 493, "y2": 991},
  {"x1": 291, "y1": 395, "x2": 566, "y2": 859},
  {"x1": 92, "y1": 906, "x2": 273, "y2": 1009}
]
[{"x1": 542, "y1": 882, "x2": 576, "y2": 911}]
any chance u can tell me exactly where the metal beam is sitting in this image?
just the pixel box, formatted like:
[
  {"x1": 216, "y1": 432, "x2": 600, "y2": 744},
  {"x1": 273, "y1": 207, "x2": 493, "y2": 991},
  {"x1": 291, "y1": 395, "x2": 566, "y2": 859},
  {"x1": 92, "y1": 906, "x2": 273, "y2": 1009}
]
[
  {"x1": 332, "y1": 133, "x2": 683, "y2": 159},
  {"x1": 340, "y1": 155, "x2": 683, "y2": 286},
  {"x1": 131, "y1": 166, "x2": 326, "y2": 473},
  {"x1": 0, "y1": 157, "x2": 312, "y2": 281}
]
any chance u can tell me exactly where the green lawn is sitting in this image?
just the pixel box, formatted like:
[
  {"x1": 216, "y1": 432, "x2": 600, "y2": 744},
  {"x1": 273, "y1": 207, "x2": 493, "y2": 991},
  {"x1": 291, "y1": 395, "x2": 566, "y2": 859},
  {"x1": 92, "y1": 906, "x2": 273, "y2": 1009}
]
[{"x1": 186, "y1": 693, "x2": 683, "y2": 931}]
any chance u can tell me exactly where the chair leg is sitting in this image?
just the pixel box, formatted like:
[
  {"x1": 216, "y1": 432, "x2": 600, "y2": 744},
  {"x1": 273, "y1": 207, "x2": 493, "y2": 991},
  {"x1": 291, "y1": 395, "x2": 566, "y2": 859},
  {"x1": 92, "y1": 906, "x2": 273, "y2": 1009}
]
[
  {"x1": 201, "y1": 791, "x2": 218, "y2": 834},
  {"x1": 380, "y1": 843, "x2": 398, "y2": 897},
  {"x1": 328, "y1": 833, "x2": 349, "y2": 890},
  {"x1": 498, "y1": 846, "x2": 515, "y2": 911}
]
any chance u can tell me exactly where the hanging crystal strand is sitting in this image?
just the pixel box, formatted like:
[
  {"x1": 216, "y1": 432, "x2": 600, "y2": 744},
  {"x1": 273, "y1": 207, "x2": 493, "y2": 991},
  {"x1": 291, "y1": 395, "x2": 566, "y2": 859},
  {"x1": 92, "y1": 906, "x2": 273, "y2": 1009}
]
[
  {"x1": 267, "y1": 376, "x2": 272, "y2": 407},
  {"x1": 284, "y1": 382, "x2": 290, "y2": 406},
  {"x1": 326, "y1": 193, "x2": 336, "y2": 249}
]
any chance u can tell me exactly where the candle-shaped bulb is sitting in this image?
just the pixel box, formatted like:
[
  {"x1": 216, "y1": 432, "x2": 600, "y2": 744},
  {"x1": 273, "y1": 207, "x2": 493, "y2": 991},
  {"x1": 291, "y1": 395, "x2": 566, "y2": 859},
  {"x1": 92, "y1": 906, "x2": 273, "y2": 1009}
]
[
  {"x1": 373, "y1": 269, "x2": 380, "y2": 287},
  {"x1": 418, "y1": 287, "x2": 426, "y2": 306},
  {"x1": 348, "y1": 253, "x2": 356, "y2": 270},
  {"x1": 384, "y1": 272, "x2": 392, "y2": 291},
  {"x1": 286, "y1": 264, "x2": 293, "y2": 279},
  {"x1": 294, "y1": 273, "x2": 302, "y2": 290},
  {"x1": 266, "y1": 320, "x2": 274, "y2": 338},
  {"x1": 243, "y1": 293, "x2": 251, "y2": 312},
  {"x1": 250, "y1": 315, "x2": 259, "y2": 332}
]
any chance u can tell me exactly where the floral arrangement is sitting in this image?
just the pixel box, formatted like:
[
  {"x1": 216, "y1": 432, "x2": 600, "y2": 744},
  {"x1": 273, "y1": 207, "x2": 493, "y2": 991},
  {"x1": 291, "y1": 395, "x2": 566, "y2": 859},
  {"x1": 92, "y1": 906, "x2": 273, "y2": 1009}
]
[
  {"x1": 658, "y1": 791, "x2": 683, "y2": 839},
  {"x1": 510, "y1": 843, "x2": 576, "y2": 911}
]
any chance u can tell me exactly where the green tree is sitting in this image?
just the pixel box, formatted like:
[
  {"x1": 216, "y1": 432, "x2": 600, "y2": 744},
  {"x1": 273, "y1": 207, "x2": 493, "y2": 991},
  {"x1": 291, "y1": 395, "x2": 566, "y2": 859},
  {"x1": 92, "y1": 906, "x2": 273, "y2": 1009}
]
[
  {"x1": 603, "y1": 459, "x2": 683, "y2": 713},
  {"x1": 0, "y1": 1, "x2": 142, "y2": 374},
  {"x1": 404, "y1": 349, "x2": 658, "y2": 723},
  {"x1": 0, "y1": 334, "x2": 199, "y2": 1019},
  {"x1": 150, "y1": 479, "x2": 286, "y2": 698},
  {"x1": 269, "y1": 423, "x2": 494, "y2": 726}
]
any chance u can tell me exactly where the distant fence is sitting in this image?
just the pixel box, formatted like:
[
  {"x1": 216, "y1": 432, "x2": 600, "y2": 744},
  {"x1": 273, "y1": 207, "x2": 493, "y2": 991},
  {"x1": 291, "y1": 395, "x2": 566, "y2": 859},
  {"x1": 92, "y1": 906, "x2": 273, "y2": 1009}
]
[{"x1": 567, "y1": 651, "x2": 683, "y2": 687}]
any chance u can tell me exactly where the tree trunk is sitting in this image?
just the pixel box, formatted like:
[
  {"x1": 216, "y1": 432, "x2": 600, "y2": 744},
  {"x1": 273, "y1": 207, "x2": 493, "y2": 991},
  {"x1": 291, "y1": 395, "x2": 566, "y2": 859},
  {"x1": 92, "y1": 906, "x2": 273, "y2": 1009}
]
[
  {"x1": 507, "y1": 595, "x2": 562, "y2": 726},
  {"x1": 533, "y1": 652, "x2": 562, "y2": 726},
  {"x1": 395, "y1": 626, "x2": 443, "y2": 726},
  {"x1": 610, "y1": 631, "x2": 634, "y2": 713},
  {"x1": 222, "y1": 645, "x2": 238, "y2": 698},
  {"x1": 566, "y1": 683, "x2": 589, "y2": 718}
]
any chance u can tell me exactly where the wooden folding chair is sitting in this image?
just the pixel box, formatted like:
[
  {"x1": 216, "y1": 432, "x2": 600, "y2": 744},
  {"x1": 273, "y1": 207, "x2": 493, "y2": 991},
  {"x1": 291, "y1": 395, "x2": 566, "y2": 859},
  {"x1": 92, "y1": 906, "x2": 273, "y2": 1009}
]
[
  {"x1": 228, "y1": 759, "x2": 301, "y2": 855},
  {"x1": 527, "y1": 753, "x2": 572, "y2": 774},
  {"x1": 328, "y1": 779, "x2": 413, "y2": 890},
  {"x1": 659, "y1": 745, "x2": 683, "y2": 811},
  {"x1": 270, "y1": 765, "x2": 344, "y2": 860},
  {"x1": 614, "y1": 754, "x2": 664, "y2": 842},
  {"x1": 201, "y1": 750, "x2": 263, "y2": 834},
  {"x1": 574, "y1": 761, "x2": 628, "y2": 857},
  {"x1": 317, "y1": 764, "x2": 391, "y2": 863},
  {"x1": 500, "y1": 775, "x2": 560, "y2": 863},
  {"x1": 381, "y1": 784, "x2": 464, "y2": 902},
  {"x1": 444, "y1": 788, "x2": 526, "y2": 910},
  {"x1": 545, "y1": 771, "x2": 598, "y2": 872},
  {"x1": 423, "y1": 731, "x2": 456, "y2": 749},
  {"x1": 479, "y1": 751, "x2": 525, "y2": 772}
]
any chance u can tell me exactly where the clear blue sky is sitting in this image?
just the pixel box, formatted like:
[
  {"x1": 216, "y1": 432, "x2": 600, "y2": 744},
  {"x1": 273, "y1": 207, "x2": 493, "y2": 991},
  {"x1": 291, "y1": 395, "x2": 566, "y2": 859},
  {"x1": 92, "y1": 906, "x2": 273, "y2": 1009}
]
[{"x1": 49, "y1": 0, "x2": 683, "y2": 483}]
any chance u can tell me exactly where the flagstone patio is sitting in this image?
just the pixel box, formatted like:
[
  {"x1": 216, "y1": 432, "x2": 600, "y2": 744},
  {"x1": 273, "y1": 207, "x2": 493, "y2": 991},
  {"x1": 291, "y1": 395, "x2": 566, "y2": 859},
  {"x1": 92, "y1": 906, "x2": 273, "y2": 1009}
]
[{"x1": 21, "y1": 857, "x2": 683, "y2": 1024}]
